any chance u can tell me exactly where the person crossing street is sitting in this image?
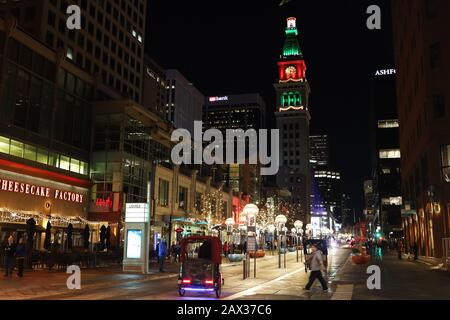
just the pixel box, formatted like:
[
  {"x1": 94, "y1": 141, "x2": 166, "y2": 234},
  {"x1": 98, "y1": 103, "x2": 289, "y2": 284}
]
[{"x1": 304, "y1": 244, "x2": 329, "y2": 292}]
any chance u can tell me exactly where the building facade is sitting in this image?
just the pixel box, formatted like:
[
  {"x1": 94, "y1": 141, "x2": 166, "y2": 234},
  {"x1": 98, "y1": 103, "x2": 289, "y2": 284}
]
[
  {"x1": 165, "y1": 69, "x2": 204, "y2": 136},
  {"x1": 275, "y1": 17, "x2": 311, "y2": 222},
  {"x1": 203, "y1": 93, "x2": 267, "y2": 203},
  {"x1": 369, "y1": 69, "x2": 402, "y2": 235},
  {"x1": 0, "y1": 0, "x2": 147, "y2": 104},
  {"x1": 392, "y1": 0, "x2": 450, "y2": 258},
  {"x1": 310, "y1": 135, "x2": 329, "y2": 170},
  {"x1": 142, "y1": 55, "x2": 167, "y2": 119}
]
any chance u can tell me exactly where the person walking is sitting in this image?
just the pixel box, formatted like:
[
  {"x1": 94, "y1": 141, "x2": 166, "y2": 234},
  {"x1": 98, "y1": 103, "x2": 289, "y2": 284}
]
[
  {"x1": 223, "y1": 241, "x2": 229, "y2": 258},
  {"x1": 3, "y1": 235, "x2": 16, "y2": 278},
  {"x1": 413, "y1": 242, "x2": 418, "y2": 260},
  {"x1": 158, "y1": 238, "x2": 168, "y2": 272},
  {"x1": 397, "y1": 240, "x2": 404, "y2": 260},
  {"x1": 304, "y1": 244, "x2": 328, "y2": 292},
  {"x1": 15, "y1": 238, "x2": 26, "y2": 277}
]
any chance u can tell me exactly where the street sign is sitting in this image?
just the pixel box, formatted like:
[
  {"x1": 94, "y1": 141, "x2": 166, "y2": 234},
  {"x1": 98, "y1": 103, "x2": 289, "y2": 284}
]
[{"x1": 247, "y1": 236, "x2": 257, "y2": 252}]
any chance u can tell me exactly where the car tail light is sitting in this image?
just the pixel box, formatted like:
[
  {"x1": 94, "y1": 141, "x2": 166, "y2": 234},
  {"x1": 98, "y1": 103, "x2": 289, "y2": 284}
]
[
  {"x1": 205, "y1": 280, "x2": 214, "y2": 285},
  {"x1": 182, "y1": 279, "x2": 191, "y2": 284}
]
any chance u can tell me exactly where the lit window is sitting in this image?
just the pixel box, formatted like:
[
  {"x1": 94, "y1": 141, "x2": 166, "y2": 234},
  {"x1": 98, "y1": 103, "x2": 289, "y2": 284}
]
[
  {"x1": 59, "y1": 155, "x2": 71, "y2": 170},
  {"x1": 66, "y1": 47, "x2": 74, "y2": 60},
  {"x1": 0, "y1": 136, "x2": 10, "y2": 154},
  {"x1": 441, "y1": 145, "x2": 450, "y2": 182},
  {"x1": 24, "y1": 144, "x2": 37, "y2": 162},
  {"x1": 379, "y1": 149, "x2": 401, "y2": 159},
  {"x1": 381, "y1": 197, "x2": 402, "y2": 206},
  {"x1": 378, "y1": 120, "x2": 399, "y2": 129},
  {"x1": 70, "y1": 158, "x2": 81, "y2": 174},
  {"x1": 36, "y1": 149, "x2": 48, "y2": 165},
  {"x1": 10, "y1": 140, "x2": 24, "y2": 158}
]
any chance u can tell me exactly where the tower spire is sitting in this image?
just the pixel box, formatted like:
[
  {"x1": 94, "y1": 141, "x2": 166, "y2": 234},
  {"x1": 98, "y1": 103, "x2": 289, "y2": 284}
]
[{"x1": 282, "y1": 17, "x2": 302, "y2": 58}]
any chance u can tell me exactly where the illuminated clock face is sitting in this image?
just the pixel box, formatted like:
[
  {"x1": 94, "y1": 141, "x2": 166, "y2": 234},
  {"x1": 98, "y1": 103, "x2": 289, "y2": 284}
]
[{"x1": 285, "y1": 66, "x2": 297, "y2": 79}]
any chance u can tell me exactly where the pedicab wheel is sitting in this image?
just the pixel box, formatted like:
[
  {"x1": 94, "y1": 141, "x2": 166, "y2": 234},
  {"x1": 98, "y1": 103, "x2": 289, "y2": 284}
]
[
  {"x1": 179, "y1": 288, "x2": 186, "y2": 297},
  {"x1": 215, "y1": 287, "x2": 221, "y2": 298}
]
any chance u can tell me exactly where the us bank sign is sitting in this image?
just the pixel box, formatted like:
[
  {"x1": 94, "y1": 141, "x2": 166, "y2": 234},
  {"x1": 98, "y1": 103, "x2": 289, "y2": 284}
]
[{"x1": 0, "y1": 178, "x2": 84, "y2": 204}]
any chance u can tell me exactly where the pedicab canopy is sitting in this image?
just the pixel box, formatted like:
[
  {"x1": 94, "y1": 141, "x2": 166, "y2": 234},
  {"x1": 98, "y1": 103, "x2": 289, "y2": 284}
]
[{"x1": 180, "y1": 236, "x2": 222, "y2": 265}]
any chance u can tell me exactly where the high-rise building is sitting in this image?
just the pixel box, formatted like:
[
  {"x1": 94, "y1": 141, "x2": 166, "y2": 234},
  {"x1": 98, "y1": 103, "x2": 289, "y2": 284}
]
[
  {"x1": 391, "y1": 0, "x2": 450, "y2": 258},
  {"x1": 203, "y1": 93, "x2": 267, "y2": 203},
  {"x1": 310, "y1": 135, "x2": 329, "y2": 170},
  {"x1": 275, "y1": 17, "x2": 311, "y2": 221},
  {"x1": 165, "y1": 69, "x2": 204, "y2": 136},
  {"x1": 369, "y1": 68, "x2": 402, "y2": 235},
  {"x1": 0, "y1": 0, "x2": 147, "y2": 103},
  {"x1": 142, "y1": 56, "x2": 167, "y2": 119}
]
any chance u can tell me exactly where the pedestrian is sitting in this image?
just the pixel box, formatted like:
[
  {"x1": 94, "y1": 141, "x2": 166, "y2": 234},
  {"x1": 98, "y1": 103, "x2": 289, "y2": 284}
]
[
  {"x1": 413, "y1": 242, "x2": 418, "y2": 260},
  {"x1": 304, "y1": 244, "x2": 328, "y2": 292},
  {"x1": 3, "y1": 235, "x2": 16, "y2": 277},
  {"x1": 223, "y1": 241, "x2": 229, "y2": 258},
  {"x1": 156, "y1": 240, "x2": 160, "y2": 263},
  {"x1": 15, "y1": 238, "x2": 26, "y2": 277},
  {"x1": 158, "y1": 238, "x2": 168, "y2": 272},
  {"x1": 397, "y1": 240, "x2": 403, "y2": 260}
]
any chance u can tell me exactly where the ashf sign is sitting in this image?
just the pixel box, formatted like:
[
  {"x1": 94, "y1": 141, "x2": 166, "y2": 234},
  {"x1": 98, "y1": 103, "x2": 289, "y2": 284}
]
[
  {"x1": 123, "y1": 203, "x2": 150, "y2": 274},
  {"x1": 375, "y1": 69, "x2": 396, "y2": 76}
]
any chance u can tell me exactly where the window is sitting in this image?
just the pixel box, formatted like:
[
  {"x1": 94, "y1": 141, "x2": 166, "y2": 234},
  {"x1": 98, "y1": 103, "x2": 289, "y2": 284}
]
[
  {"x1": 158, "y1": 179, "x2": 169, "y2": 207},
  {"x1": 433, "y1": 95, "x2": 446, "y2": 119},
  {"x1": 430, "y1": 42, "x2": 441, "y2": 69},
  {"x1": 441, "y1": 145, "x2": 450, "y2": 182},
  {"x1": 379, "y1": 149, "x2": 401, "y2": 159},
  {"x1": 0, "y1": 137, "x2": 10, "y2": 154},
  {"x1": 59, "y1": 155, "x2": 70, "y2": 170},
  {"x1": 179, "y1": 186, "x2": 188, "y2": 210},
  {"x1": 378, "y1": 119, "x2": 399, "y2": 128},
  {"x1": 10, "y1": 140, "x2": 24, "y2": 158}
]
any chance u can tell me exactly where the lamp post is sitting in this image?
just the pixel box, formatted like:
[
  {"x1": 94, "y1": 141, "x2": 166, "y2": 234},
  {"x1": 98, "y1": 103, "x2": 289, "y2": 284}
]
[
  {"x1": 243, "y1": 204, "x2": 258, "y2": 278},
  {"x1": 275, "y1": 214, "x2": 287, "y2": 269},
  {"x1": 294, "y1": 220, "x2": 303, "y2": 263},
  {"x1": 267, "y1": 224, "x2": 275, "y2": 255},
  {"x1": 225, "y1": 218, "x2": 234, "y2": 252}
]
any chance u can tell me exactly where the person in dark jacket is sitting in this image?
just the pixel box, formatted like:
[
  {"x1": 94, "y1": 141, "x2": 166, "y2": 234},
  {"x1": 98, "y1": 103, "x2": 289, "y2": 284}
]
[
  {"x1": 3, "y1": 236, "x2": 16, "y2": 277},
  {"x1": 158, "y1": 239, "x2": 168, "y2": 272},
  {"x1": 15, "y1": 238, "x2": 26, "y2": 277}
]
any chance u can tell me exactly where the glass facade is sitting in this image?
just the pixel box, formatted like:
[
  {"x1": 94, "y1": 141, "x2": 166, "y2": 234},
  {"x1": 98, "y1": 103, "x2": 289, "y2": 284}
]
[{"x1": 441, "y1": 145, "x2": 450, "y2": 182}]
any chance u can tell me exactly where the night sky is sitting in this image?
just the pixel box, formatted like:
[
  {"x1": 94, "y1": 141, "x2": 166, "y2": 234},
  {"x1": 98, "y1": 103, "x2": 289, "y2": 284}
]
[{"x1": 146, "y1": 0, "x2": 394, "y2": 214}]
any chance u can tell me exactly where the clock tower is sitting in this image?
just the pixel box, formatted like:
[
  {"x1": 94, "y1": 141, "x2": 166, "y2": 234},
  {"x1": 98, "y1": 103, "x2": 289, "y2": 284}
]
[{"x1": 275, "y1": 17, "x2": 311, "y2": 223}]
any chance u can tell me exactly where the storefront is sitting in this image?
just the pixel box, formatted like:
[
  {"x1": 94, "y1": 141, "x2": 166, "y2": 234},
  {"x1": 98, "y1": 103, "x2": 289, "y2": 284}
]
[{"x1": 0, "y1": 159, "x2": 101, "y2": 250}]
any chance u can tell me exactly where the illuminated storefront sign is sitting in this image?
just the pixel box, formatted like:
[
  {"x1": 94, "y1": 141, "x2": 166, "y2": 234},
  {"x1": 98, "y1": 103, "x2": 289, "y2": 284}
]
[
  {"x1": 208, "y1": 96, "x2": 229, "y2": 102},
  {"x1": 0, "y1": 178, "x2": 84, "y2": 204},
  {"x1": 95, "y1": 197, "x2": 113, "y2": 208}
]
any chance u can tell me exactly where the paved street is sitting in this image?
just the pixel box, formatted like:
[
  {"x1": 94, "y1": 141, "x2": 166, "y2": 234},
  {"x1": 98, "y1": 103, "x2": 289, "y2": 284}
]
[{"x1": 1, "y1": 246, "x2": 449, "y2": 300}]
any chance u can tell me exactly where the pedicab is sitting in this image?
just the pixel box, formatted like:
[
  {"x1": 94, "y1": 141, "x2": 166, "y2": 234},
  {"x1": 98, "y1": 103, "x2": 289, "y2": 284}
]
[{"x1": 177, "y1": 236, "x2": 224, "y2": 298}]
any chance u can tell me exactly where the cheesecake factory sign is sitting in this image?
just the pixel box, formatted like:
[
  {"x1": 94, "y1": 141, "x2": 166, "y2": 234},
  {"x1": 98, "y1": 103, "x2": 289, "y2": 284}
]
[{"x1": 0, "y1": 178, "x2": 84, "y2": 204}]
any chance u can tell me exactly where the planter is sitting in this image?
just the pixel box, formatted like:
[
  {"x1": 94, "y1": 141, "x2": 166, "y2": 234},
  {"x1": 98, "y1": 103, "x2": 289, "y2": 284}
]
[
  {"x1": 288, "y1": 247, "x2": 297, "y2": 253},
  {"x1": 228, "y1": 254, "x2": 245, "y2": 262},
  {"x1": 279, "y1": 248, "x2": 287, "y2": 254},
  {"x1": 351, "y1": 254, "x2": 371, "y2": 265},
  {"x1": 249, "y1": 250, "x2": 266, "y2": 258}
]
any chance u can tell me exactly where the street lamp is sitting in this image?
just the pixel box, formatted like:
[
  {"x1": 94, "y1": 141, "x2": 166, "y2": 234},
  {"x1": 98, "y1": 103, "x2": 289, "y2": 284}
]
[
  {"x1": 294, "y1": 220, "x2": 303, "y2": 262},
  {"x1": 225, "y1": 218, "x2": 234, "y2": 249},
  {"x1": 275, "y1": 214, "x2": 287, "y2": 268},
  {"x1": 243, "y1": 204, "x2": 259, "y2": 279}
]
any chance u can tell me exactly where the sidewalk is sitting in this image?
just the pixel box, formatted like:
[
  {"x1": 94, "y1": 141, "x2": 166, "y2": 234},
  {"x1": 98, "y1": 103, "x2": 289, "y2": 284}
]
[
  {"x1": 0, "y1": 263, "x2": 180, "y2": 300},
  {"x1": 332, "y1": 252, "x2": 450, "y2": 300}
]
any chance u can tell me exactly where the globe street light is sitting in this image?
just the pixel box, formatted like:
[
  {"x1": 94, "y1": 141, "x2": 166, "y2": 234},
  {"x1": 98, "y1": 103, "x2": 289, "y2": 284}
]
[
  {"x1": 225, "y1": 218, "x2": 234, "y2": 249},
  {"x1": 294, "y1": 220, "x2": 303, "y2": 262},
  {"x1": 243, "y1": 204, "x2": 259, "y2": 278}
]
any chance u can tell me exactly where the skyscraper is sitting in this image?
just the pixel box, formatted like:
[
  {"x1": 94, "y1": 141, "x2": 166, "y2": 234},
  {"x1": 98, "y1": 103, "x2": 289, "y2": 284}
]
[
  {"x1": 203, "y1": 93, "x2": 267, "y2": 203},
  {"x1": 310, "y1": 135, "x2": 329, "y2": 170},
  {"x1": 165, "y1": 69, "x2": 204, "y2": 137},
  {"x1": 275, "y1": 17, "x2": 311, "y2": 221},
  {"x1": 0, "y1": 0, "x2": 147, "y2": 103}
]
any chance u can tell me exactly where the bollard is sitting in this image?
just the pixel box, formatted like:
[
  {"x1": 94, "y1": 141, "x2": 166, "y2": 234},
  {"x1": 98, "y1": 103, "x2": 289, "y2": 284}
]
[
  {"x1": 284, "y1": 251, "x2": 286, "y2": 268},
  {"x1": 243, "y1": 258, "x2": 247, "y2": 280}
]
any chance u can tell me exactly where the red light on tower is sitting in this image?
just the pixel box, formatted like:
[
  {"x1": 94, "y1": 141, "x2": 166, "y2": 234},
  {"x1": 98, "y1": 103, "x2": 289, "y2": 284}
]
[{"x1": 287, "y1": 17, "x2": 296, "y2": 29}]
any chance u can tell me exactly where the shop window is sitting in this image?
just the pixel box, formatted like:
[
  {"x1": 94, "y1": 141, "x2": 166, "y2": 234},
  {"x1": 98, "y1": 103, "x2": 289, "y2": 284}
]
[
  {"x1": 441, "y1": 145, "x2": 450, "y2": 183},
  {"x1": 179, "y1": 186, "x2": 188, "y2": 210},
  {"x1": 158, "y1": 179, "x2": 169, "y2": 207},
  {"x1": 70, "y1": 158, "x2": 81, "y2": 174},
  {"x1": 24, "y1": 144, "x2": 37, "y2": 162},
  {"x1": 0, "y1": 136, "x2": 10, "y2": 154},
  {"x1": 36, "y1": 148, "x2": 48, "y2": 165},
  {"x1": 59, "y1": 155, "x2": 70, "y2": 171},
  {"x1": 9, "y1": 139, "x2": 24, "y2": 158},
  {"x1": 48, "y1": 152, "x2": 59, "y2": 168}
]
